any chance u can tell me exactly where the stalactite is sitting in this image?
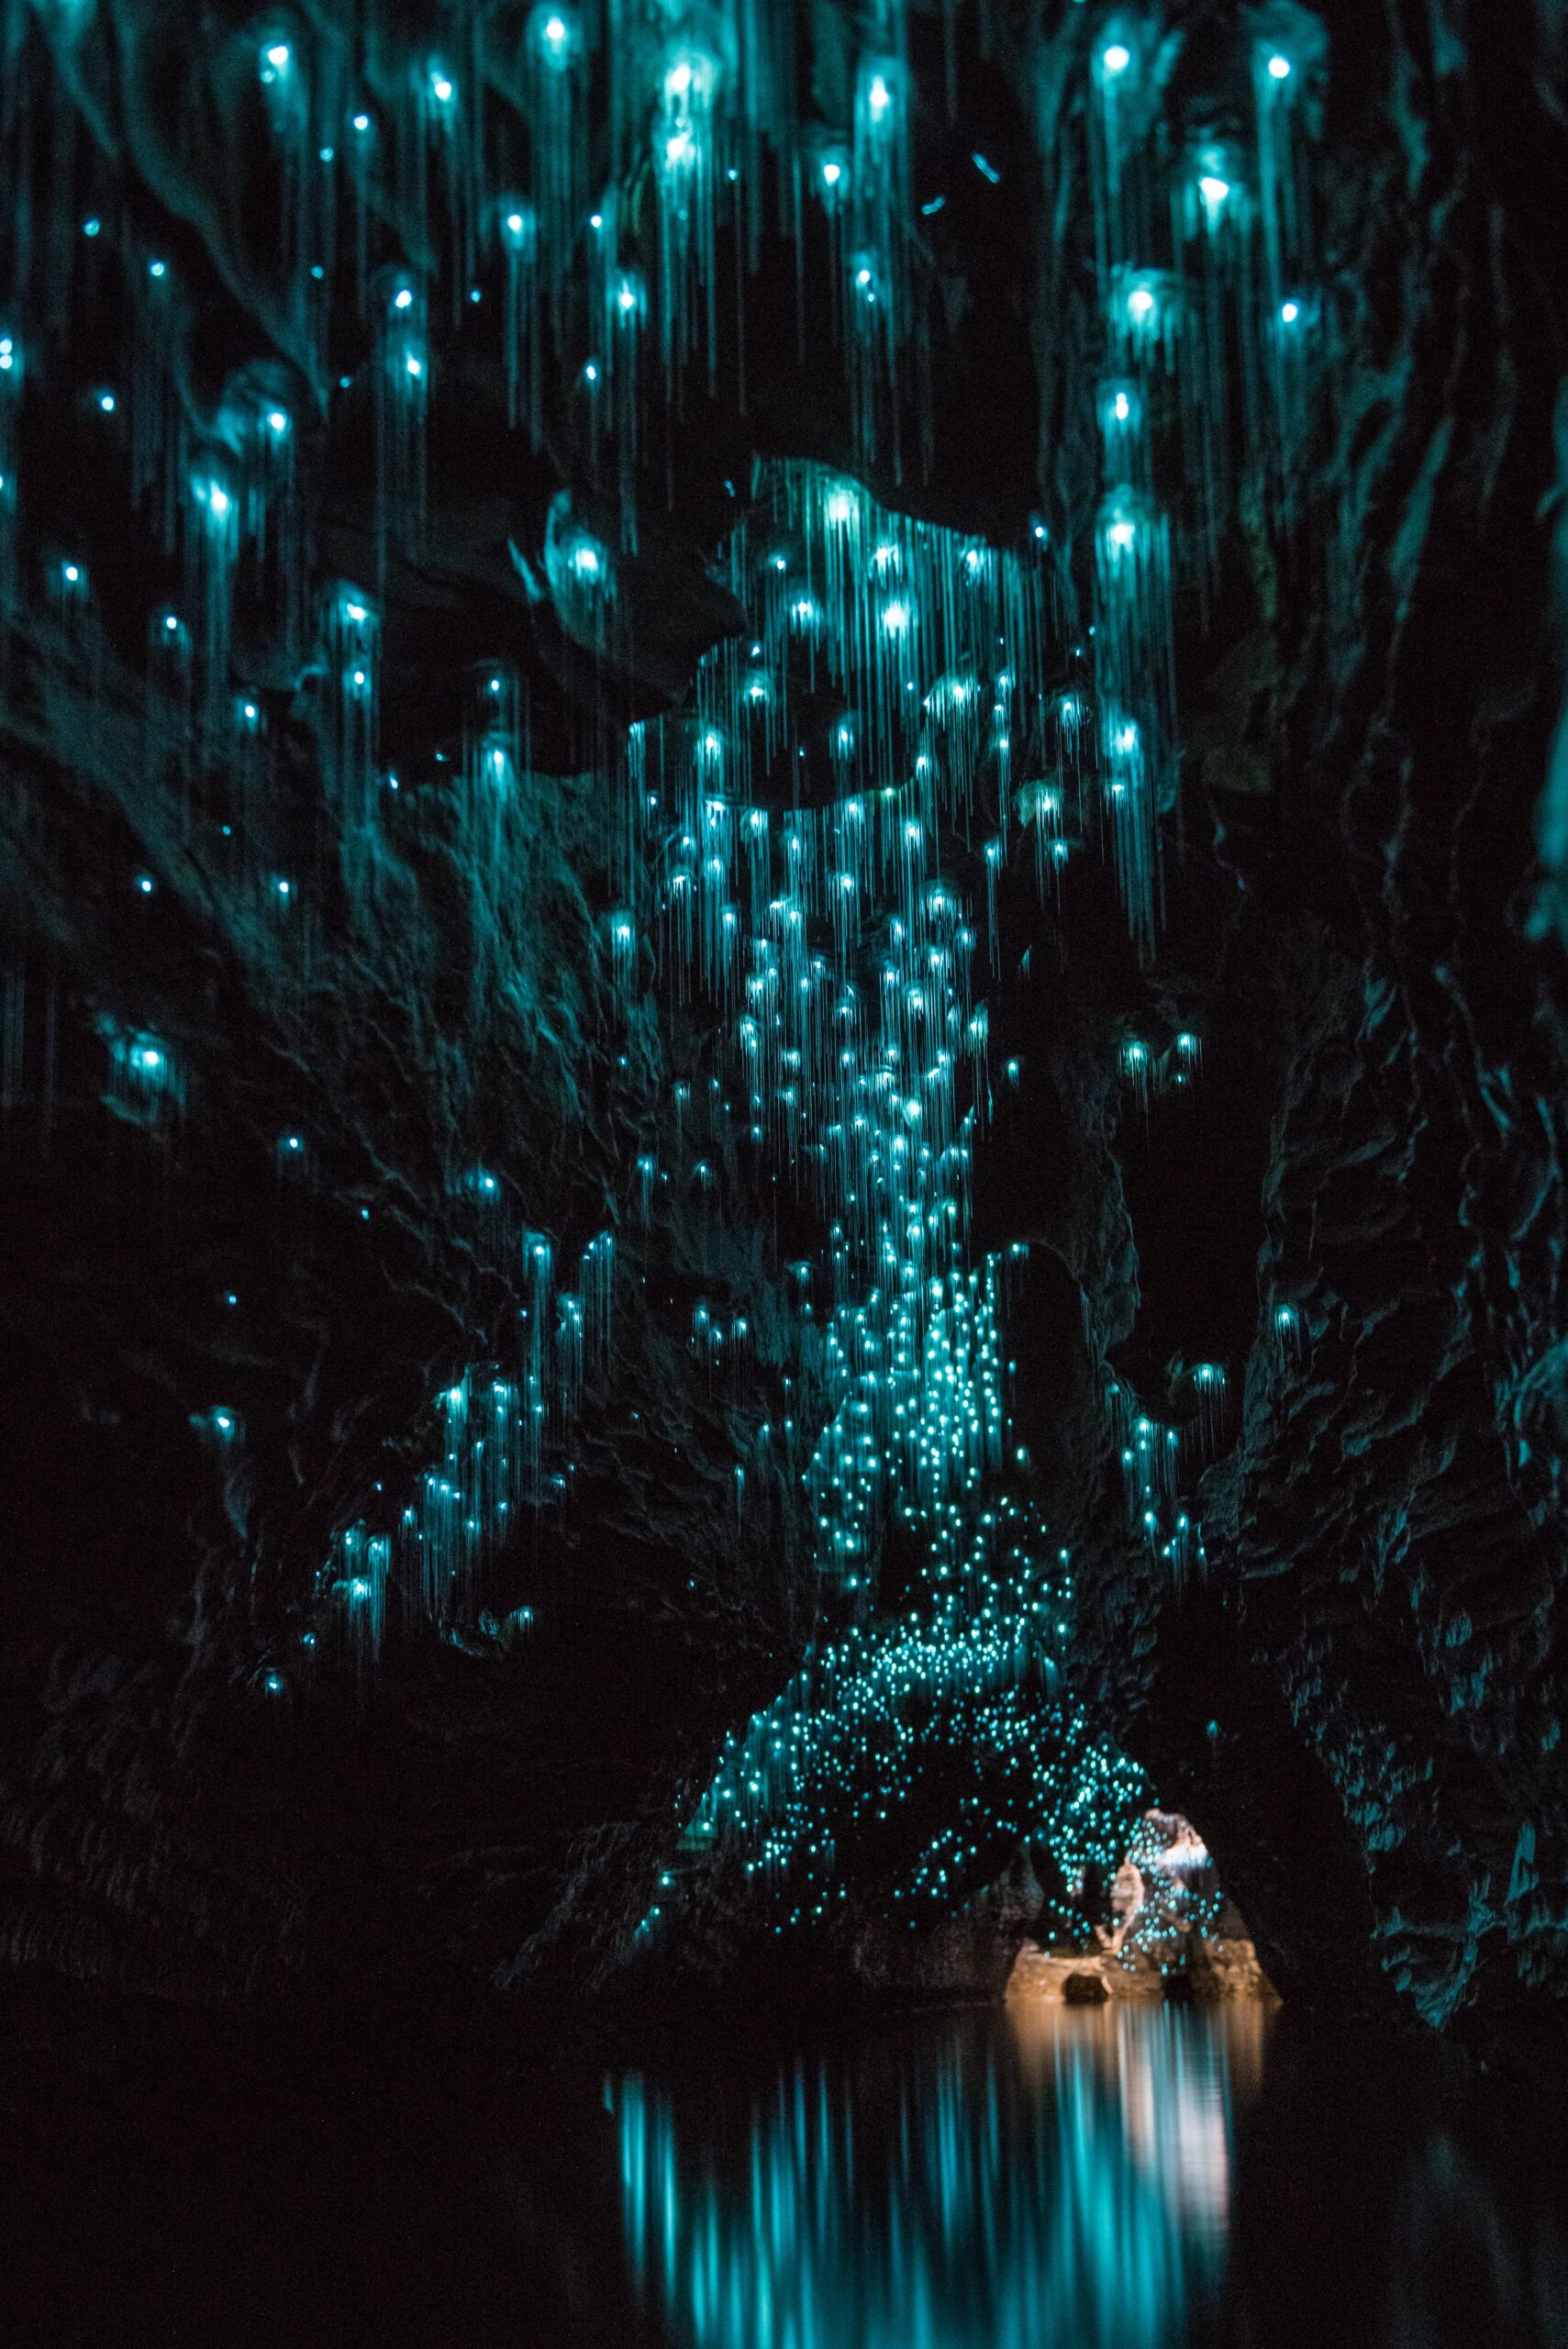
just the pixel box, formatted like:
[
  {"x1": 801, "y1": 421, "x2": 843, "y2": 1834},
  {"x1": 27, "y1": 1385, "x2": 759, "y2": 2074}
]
[
  {"x1": 1095, "y1": 491, "x2": 1173, "y2": 953},
  {"x1": 1250, "y1": 7, "x2": 1329, "y2": 497},
  {"x1": 524, "y1": 5, "x2": 586, "y2": 335},
  {"x1": 848, "y1": 47, "x2": 913, "y2": 473},
  {"x1": 1173, "y1": 140, "x2": 1252, "y2": 593},
  {"x1": 373, "y1": 271, "x2": 428, "y2": 572},
  {"x1": 417, "y1": 51, "x2": 473, "y2": 303},
  {"x1": 322, "y1": 586, "x2": 380, "y2": 897},
  {"x1": 188, "y1": 466, "x2": 238, "y2": 744},
  {"x1": 256, "y1": 29, "x2": 335, "y2": 358},
  {"x1": 654, "y1": 41, "x2": 723, "y2": 398},
  {"x1": 0, "y1": 326, "x2": 17, "y2": 618},
  {"x1": 217, "y1": 373, "x2": 306, "y2": 672}
]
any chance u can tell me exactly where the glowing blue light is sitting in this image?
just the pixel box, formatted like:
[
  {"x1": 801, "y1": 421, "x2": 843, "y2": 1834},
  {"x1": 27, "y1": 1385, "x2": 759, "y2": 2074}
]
[
  {"x1": 1280, "y1": 298, "x2": 1301, "y2": 325},
  {"x1": 1103, "y1": 42, "x2": 1131, "y2": 76},
  {"x1": 137, "y1": 874, "x2": 154, "y2": 895},
  {"x1": 535, "y1": 7, "x2": 573, "y2": 65},
  {"x1": 149, "y1": 260, "x2": 165, "y2": 279},
  {"x1": 83, "y1": 217, "x2": 101, "y2": 238},
  {"x1": 97, "y1": 391, "x2": 116, "y2": 413},
  {"x1": 1268, "y1": 52, "x2": 1292, "y2": 79},
  {"x1": 393, "y1": 286, "x2": 413, "y2": 311}
]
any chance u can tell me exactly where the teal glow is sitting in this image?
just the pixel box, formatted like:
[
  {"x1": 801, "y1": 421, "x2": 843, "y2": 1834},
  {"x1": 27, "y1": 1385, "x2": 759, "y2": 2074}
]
[
  {"x1": 317, "y1": 1230, "x2": 615, "y2": 1661},
  {"x1": 611, "y1": 2009, "x2": 1258, "y2": 2349},
  {"x1": 100, "y1": 1021, "x2": 182, "y2": 1125},
  {"x1": 127, "y1": 22, "x2": 1332, "y2": 1833}
]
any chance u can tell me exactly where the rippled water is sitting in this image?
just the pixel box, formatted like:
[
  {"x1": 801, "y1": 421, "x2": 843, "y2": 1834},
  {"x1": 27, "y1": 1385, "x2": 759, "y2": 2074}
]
[{"x1": 8, "y1": 1996, "x2": 1568, "y2": 2345}]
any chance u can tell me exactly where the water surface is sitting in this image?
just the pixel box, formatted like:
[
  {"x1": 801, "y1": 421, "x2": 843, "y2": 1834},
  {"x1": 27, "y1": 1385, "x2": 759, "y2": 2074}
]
[
  {"x1": 612, "y1": 2004, "x2": 1259, "y2": 2349},
  {"x1": 605, "y1": 2001, "x2": 1568, "y2": 2349},
  {"x1": 7, "y1": 1996, "x2": 1568, "y2": 2345}
]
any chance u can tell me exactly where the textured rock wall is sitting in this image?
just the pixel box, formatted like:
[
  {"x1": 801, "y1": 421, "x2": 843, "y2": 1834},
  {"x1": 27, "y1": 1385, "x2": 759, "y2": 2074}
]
[
  {"x1": 972, "y1": 0, "x2": 1568, "y2": 2054},
  {"x1": 0, "y1": 0, "x2": 1566, "y2": 2054}
]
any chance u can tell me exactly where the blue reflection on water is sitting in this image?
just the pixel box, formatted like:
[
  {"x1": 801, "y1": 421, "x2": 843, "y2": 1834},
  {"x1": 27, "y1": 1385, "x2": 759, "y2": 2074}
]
[{"x1": 610, "y1": 2006, "x2": 1269, "y2": 2349}]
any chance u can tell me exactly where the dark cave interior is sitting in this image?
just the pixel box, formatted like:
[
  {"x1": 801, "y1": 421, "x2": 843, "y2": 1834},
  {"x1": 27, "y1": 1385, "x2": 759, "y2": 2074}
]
[{"x1": 4, "y1": 0, "x2": 1568, "y2": 2338}]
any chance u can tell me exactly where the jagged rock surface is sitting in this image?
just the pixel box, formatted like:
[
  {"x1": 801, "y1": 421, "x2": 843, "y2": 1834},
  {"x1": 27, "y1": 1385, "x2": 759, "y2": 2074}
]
[{"x1": 0, "y1": 0, "x2": 1565, "y2": 2066}]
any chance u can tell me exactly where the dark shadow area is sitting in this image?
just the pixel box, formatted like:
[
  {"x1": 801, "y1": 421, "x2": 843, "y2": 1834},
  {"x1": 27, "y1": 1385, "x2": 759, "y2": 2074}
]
[{"x1": 6, "y1": 1991, "x2": 1567, "y2": 2348}]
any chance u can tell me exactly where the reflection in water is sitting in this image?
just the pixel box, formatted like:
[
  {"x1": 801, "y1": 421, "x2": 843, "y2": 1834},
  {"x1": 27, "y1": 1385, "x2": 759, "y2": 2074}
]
[
  {"x1": 611, "y1": 2007, "x2": 1270, "y2": 2349},
  {"x1": 11, "y1": 1999, "x2": 1568, "y2": 2344}
]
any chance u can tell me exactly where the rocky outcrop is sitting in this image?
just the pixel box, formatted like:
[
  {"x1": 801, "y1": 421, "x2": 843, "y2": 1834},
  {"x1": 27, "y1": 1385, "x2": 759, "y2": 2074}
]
[{"x1": 1007, "y1": 1926, "x2": 1277, "y2": 2008}]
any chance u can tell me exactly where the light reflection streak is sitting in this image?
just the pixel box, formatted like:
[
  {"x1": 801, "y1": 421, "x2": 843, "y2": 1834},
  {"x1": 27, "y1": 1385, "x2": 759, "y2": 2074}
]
[{"x1": 610, "y1": 2007, "x2": 1269, "y2": 2349}]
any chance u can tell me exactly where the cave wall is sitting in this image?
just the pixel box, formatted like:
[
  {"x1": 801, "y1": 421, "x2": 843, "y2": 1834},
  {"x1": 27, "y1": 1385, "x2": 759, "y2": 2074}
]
[
  {"x1": 1012, "y1": 0, "x2": 1568, "y2": 2047},
  {"x1": 0, "y1": 0, "x2": 1564, "y2": 2053}
]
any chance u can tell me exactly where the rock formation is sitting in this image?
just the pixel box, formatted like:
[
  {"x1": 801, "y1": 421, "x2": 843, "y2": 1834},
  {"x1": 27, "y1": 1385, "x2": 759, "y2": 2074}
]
[{"x1": 0, "y1": 0, "x2": 1563, "y2": 2073}]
